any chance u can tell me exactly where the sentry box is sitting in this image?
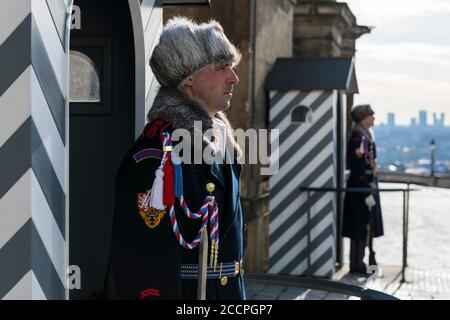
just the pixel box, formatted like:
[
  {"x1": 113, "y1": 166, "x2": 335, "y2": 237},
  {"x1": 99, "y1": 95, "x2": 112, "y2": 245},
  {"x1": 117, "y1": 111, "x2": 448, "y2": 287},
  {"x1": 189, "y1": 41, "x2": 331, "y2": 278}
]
[
  {"x1": 0, "y1": 0, "x2": 208, "y2": 300},
  {"x1": 266, "y1": 57, "x2": 358, "y2": 277}
]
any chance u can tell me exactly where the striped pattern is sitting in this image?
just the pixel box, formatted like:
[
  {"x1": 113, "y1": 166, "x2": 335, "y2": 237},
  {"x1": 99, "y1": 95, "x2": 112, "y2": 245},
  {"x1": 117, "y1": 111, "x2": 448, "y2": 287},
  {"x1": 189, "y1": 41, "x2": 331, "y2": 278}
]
[
  {"x1": 130, "y1": 0, "x2": 163, "y2": 138},
  {"x1": 0, "y1": 0, "x2": 72, "y2": 300},
  {"x1": 268, "y1": 90, "x2": 337, "y2": 277},
  {"x1": 1, "y1": 0, "x2": 163, "y2": 299}
]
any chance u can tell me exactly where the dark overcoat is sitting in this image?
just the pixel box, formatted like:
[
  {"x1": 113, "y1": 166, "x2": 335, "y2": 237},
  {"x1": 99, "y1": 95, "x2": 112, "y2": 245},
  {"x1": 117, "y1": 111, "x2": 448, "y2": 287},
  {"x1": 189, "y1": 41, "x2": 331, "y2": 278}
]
[
  {"x1": 106, "y1": 88, "x2": 245, "y2": 300},
  {"x1": 342, "y1": 126, "x2": 384, "y2": 240}
]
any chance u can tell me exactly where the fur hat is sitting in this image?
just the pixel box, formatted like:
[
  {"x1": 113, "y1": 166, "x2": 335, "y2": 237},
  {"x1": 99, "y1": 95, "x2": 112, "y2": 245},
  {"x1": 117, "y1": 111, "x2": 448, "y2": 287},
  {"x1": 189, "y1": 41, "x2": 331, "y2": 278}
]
[
  {"x1": 350, "y1": 104, "x2": 375, "y2": 123},
  {"x1": 150, "y1": 16, "x2": 241, "y2": 88}
]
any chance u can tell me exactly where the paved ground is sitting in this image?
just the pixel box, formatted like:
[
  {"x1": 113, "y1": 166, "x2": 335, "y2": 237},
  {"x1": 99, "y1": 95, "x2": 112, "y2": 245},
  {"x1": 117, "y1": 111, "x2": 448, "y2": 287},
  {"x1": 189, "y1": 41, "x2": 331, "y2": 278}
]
[{"x1": 246, "y1": 183, "x2": 450, "y2": 300}]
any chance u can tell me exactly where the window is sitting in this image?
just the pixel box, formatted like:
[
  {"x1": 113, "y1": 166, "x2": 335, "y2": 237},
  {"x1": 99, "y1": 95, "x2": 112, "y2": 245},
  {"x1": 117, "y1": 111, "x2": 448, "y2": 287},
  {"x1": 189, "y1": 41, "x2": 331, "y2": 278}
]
[
  {"x1": 69, "y1": 50, "x2": 100, "y2": 103},
  {"x1": 291, "y1": 105, "x2": 313, "y2": 124},
  {"x1": 69, "y1": 37, "x2": 111, "y2": 115}
]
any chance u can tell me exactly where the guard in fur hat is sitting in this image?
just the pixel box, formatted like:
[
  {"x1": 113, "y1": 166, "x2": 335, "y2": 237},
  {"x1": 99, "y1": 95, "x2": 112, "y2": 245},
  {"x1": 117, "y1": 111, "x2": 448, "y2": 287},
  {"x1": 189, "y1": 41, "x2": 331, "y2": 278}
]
[
  {"x1": 343, "y1": 105, "x2": 384, "y2": 275},
  {"x1": 105, "y1": 17, "x2": 246, "y2": 300}
]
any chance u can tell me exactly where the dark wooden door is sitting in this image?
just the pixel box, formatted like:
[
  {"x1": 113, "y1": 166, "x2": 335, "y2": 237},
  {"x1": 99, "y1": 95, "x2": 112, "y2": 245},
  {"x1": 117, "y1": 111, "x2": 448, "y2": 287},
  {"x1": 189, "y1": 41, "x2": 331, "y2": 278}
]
[{"x1": 69, "y1": 0, "x2": 135, "y2": 299}]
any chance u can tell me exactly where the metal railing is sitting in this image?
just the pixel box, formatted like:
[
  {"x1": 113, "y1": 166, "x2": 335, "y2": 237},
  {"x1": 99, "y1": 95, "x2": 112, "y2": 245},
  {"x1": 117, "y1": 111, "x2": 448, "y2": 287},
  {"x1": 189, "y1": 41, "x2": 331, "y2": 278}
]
[
  {"x1": 378, "y1": 171, "x2": 450, "y2": 189},
  {"x1": 299, "y1": 184, "x2": 418, "y2": 283},
  {"x1": 244, "y1": 273, "x2": 399, "y2": 300}
]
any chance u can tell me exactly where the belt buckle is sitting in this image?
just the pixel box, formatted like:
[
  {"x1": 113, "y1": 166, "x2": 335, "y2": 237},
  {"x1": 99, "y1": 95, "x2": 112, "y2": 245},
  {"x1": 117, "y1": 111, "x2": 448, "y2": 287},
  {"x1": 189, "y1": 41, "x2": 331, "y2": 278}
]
[{"x1": 234, "y1": 261, "x2": 244, "y2": 276}]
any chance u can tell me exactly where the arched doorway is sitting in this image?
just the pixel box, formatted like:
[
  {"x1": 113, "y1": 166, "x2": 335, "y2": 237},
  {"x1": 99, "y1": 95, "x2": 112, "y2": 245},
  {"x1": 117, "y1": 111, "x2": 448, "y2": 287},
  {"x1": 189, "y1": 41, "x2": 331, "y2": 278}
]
[{"x1": 69, "y1": 0, "x2": 135, "y2": 299}]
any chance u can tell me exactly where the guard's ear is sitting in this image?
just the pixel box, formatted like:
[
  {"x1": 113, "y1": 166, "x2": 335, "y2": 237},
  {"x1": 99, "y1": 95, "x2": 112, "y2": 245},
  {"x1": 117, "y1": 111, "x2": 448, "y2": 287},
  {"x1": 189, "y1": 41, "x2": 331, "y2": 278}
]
[{"x1": 184, "y1": 78, "x2": 194, "y2": 88}]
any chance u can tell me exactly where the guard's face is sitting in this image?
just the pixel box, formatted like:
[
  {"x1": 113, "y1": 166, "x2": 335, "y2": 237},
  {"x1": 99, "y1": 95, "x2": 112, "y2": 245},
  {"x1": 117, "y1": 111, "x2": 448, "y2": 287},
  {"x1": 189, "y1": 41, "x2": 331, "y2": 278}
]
[
  {"x1": 362, "y1": 115, "x2": 375, "y2": 128},
  {"x1": 190, "y1": 64, "x2": 239, "y2": 115}
]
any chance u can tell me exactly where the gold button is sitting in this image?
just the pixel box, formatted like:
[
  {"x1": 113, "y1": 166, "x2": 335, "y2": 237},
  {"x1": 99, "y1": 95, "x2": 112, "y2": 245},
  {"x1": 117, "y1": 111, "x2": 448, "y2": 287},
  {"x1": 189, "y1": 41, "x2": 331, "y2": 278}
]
[
  {"x1": 206, "y1": 183, "x2": 215, "y2": 193},
  {"x1": 220, "y1": 276, "x2": 228, "y2": 286}
]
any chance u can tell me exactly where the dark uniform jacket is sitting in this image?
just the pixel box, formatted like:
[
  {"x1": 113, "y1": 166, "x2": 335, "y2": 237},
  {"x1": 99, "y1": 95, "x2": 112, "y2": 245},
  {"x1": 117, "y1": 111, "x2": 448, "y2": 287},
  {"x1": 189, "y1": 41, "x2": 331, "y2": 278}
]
[
  {"x1": 342, "y1": 125, "x2": 384, "y2": 240},
  {"x1": 106, "y1": 88, "x2": 245, "y2": 300}
]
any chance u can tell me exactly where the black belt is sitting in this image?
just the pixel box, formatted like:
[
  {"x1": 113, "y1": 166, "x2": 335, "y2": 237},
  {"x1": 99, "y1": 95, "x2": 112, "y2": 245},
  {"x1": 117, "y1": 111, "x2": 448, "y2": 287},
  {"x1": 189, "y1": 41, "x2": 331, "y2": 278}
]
[{"x1": 180, "y1": 261, "x2": 244, "y2": 280}]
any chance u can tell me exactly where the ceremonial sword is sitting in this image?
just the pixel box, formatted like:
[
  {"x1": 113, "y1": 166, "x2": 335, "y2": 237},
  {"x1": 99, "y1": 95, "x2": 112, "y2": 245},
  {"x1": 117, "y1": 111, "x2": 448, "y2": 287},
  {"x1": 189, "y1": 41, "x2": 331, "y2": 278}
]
[{"x1": 197, "y1": 225, "x2": 208, "y2": 300}]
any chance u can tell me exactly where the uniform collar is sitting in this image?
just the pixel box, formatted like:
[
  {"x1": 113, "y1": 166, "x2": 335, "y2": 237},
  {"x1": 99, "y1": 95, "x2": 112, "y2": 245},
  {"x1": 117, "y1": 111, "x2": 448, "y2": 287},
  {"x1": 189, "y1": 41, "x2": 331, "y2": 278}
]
[
  {"x1": 354, "y1": 123, "x2": 373, "y2": 142},
  {"x1": 147, "y1": 87, "x2": 242, "y2": 161}
]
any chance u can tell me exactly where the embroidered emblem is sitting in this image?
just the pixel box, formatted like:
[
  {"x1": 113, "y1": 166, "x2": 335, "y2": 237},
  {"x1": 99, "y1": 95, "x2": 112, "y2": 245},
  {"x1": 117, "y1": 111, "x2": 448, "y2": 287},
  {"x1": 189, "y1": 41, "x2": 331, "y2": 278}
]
[
  {"x1": 133, "y1": 148, "x2": 163, "y2": 163},
  {"x1": 137, "y1": 190, "x2": 166, "y2": 229}
]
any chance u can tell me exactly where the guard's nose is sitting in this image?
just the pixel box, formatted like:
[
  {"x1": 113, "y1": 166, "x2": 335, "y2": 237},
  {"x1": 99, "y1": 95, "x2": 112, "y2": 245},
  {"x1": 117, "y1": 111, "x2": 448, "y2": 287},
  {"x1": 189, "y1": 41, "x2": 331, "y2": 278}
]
[{"x1": 226, "y1": 67, "x2": 239, "y2": 86}]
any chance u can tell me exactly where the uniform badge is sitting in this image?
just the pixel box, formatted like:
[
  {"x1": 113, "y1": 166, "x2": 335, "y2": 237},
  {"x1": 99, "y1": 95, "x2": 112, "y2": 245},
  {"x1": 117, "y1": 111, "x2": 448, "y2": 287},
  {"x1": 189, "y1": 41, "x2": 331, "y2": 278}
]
[{"x1": 137, "y1": 190, "x2": 166, "y2": 229}]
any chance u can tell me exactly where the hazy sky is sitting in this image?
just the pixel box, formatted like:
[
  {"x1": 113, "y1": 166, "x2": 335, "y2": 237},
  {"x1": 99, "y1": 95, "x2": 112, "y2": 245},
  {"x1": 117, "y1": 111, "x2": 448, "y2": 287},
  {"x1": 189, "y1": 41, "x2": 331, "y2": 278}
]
[{"x1": 344, "y1": 0, "x2": 450, "y2": 126}]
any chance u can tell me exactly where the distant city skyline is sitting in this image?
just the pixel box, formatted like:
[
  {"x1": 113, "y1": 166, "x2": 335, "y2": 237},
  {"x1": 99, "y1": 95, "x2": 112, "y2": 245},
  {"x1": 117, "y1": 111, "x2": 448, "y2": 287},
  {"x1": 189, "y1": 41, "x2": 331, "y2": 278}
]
[
  {"x1": 344, "y1": 0, "x2": 450, "y2": 126},
  {"x1": 379, "y1": 110, "x2": 447, "y2": 127},
  {"x1": 375, "y1": 111, "x2": 449, "y2": 126},
  {"x1": 374, "y1": 111, "x2": 450, "y2": 175}
]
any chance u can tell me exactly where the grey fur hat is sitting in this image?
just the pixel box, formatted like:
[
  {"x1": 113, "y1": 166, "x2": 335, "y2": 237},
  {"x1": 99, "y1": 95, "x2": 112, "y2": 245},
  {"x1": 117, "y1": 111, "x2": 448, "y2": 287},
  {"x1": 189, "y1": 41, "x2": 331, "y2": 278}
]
[
  {"x1": 350, "y1": 104, "x2": 375, "y2": 123},
  {"x1": 150, "y1": 16, "x2": 241, "y2": 88}
]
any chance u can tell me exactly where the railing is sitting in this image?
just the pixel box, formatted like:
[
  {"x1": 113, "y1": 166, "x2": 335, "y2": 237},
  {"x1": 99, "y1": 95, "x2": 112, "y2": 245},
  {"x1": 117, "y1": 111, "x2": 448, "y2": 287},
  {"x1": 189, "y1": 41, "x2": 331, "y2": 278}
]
[
  {"x1": 378, "y1": 171, "x2": 450, "y2": 189},
  {"x1": 244, "y1": 273, "x2": 399, "y2": 300},
  {"x1": 299, "y1": 185, "x2": 419, "y2": 283}
]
